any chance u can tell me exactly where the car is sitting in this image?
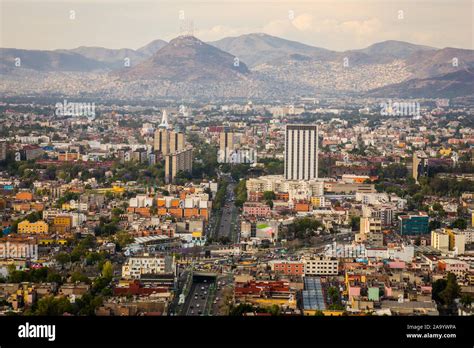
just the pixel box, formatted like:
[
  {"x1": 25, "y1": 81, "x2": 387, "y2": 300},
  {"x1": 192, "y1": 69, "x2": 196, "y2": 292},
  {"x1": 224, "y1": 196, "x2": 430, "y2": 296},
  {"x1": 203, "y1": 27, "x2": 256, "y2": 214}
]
[
  {"x1": 196, "y1": 304, "x2": 200, "y2": 307},
  {"x1": 216, "y1": 297, "x2": 219, "y2": 301}
]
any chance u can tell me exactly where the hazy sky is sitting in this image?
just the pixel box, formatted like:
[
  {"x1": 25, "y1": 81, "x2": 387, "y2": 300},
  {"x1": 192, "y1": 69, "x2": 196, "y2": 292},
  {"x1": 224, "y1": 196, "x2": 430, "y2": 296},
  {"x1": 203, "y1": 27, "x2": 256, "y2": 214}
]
[{"x1": 1, "y1": 0, "x2": 473, "y2": 51}]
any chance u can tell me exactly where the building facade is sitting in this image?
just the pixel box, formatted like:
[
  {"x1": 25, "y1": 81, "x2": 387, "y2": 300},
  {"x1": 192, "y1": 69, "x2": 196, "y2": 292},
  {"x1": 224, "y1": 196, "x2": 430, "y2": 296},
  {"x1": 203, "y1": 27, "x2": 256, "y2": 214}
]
[
  {"x1": 302, "y1": 255, "x2": 338, "y2": 276},
  {"x1": 164, "y1": 147, "x2": 193, "y2": 184},
  {"x1": 284, "y1": 125, "x2": 319, "y2": 181}
]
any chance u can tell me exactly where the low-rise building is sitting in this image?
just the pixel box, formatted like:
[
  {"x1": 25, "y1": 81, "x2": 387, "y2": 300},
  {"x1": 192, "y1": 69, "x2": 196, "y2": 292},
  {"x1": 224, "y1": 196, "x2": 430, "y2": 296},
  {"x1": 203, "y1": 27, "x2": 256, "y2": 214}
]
[{"x1": 301, "y1": 255, "x2": 339, "y2": 276}]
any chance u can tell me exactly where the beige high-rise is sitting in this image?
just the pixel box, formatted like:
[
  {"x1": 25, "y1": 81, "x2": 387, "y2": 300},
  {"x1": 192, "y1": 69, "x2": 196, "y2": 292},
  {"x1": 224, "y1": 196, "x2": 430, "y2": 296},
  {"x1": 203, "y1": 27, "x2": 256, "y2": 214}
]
[
  {"x1": 154, "y1": 129, "x2": 185, "y2": 155},
  {"x1": 165, "y1": 147, "x2": 193, "y2": 183}
]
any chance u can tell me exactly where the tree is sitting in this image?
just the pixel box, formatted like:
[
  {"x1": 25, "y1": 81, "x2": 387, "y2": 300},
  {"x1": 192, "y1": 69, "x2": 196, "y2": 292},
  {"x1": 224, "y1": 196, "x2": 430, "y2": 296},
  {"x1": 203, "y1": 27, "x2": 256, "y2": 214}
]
[
  {"x1": 451, "y1": 218, "x2": 467, "y2": 230},
  {"x1": 432, "y1": 278, "x2": 447, "y2": 304},
  {"x1": 114, "y1": 231, "x2": 134, "y2": 249},
  {"x1": 263, "y1": 191, "x2": 276, "y2": 201},
  {"x1": 350, "y1": 216, "x2": 360, "y2": 231},
  {"x1": 460, "y1": 294, "x2": 473, "y2": 308},
  {"x1": 70, "y1": 271, "x2": 91, "y2": 284},
  {"x1": 440, "y1": 273, "x2": 461, "y2": 307},
  {"x1": 101, "y1": 261, "x2": 113, "y2": 280},
  {"x1": 268, "y1": 304, "x2": 281, "y2": 316},
  {"x1": 34, "y1": 296, "x2": 73, "y2": 316},
  {"x1": 55, "y1": 253, "x2": 71, "y2": 267},
  {"x1": 234, "y1": 179, "x2": 247, "y2": 207}
]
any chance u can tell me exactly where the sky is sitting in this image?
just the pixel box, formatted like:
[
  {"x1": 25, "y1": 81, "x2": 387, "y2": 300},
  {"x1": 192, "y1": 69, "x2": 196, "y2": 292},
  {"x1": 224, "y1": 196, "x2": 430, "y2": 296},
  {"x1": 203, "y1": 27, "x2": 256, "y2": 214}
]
[{"x1": 1, "y1": 0, "x2": 473, "y2": 51}]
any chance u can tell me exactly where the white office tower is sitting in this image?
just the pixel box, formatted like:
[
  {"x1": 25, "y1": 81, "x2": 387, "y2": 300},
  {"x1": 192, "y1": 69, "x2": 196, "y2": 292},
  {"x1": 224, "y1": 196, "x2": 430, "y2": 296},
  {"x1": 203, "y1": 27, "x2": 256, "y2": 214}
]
[
  {"x1": 284, "y1": 124, "x2": 319, "y2": 181},
  {"x1": 159, "y1": 110, "x2": 169, "y2": 129}
]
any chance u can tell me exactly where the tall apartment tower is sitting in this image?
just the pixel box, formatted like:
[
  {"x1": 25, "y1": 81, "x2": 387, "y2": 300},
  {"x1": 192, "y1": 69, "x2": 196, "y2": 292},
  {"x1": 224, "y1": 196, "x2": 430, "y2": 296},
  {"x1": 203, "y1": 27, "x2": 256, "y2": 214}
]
[
  {"x1": 412, "y1": 151, "x2": 428, "y2": 183},
  {"x1": 153, "y1": 109, "x2": 185, "y2": 155},
  {"x1": 284, "y1": 124, "x2": 319, "y2": 181},
  {"x1": 170, "y1": 131, "x2": 185, "y2": 154},
  {"x1": 165, "y1": 147, "x2": 193, "y2": 183},
  {"x1": 219, "y1": 131, "x2": 235, "y2": 163},
  {"x1": 0, "y1": 142, "x2": 6, "y2": 161}
]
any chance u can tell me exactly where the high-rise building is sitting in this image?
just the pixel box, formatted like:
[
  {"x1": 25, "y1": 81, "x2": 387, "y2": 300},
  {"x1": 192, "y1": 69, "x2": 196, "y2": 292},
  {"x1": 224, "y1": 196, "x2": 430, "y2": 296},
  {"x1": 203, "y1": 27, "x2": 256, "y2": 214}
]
[
  {"x1": 219, "y1": 131, "x2": 235, "y2": 163},
  {"x1": 165, "y1": 147, "x2": 193, "y2": 183},
  {"x1": 169, "y1": 131, "x2": 186, "y2": 154},
  {"x1": 412, "y1": 151, "x2": 428, "y2": 183},
  {"x1": 284, "y1": 124, "x2": 319, "y2": 181},
  {"x1": 153, "y1": 110, "x2": 185, "y2": 155},
  {"x1": 0, "y1": 142, "x2": 6, "y2": 161},
  {"x1": 154, "y1": 128, "x2": 169, "y2": 155}
]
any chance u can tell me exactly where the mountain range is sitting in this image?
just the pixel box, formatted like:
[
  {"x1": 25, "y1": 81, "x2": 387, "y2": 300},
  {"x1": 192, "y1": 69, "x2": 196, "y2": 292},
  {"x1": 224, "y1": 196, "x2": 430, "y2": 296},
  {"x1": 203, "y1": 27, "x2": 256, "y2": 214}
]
[{"x1": 1, "y1": 33, "x2": 473, "y2": 99}]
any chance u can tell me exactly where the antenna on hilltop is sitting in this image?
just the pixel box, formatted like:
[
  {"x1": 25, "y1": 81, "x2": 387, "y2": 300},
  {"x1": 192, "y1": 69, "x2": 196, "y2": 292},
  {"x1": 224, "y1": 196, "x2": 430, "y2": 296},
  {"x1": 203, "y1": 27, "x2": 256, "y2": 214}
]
[{"x1": 179, "y1": 19, "x2": 195, "y2": 37}]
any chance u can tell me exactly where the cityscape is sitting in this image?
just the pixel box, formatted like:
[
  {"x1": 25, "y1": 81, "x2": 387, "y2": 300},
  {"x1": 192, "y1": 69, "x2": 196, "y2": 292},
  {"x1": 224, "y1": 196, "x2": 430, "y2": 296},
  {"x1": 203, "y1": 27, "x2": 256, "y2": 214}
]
[{"x1": 0, "y1": 0, "x2": 473, "y2": 346}]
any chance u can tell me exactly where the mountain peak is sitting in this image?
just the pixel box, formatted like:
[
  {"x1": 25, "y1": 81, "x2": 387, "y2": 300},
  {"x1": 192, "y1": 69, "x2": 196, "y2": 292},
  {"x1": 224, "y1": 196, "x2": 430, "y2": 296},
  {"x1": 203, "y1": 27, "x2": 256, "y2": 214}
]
[
  {"x1": 169, "y1": 35, "x2": 202, "y2": 44},
  {"x1": 116, "y1": 35, "x2": 249, "y2": 82}
]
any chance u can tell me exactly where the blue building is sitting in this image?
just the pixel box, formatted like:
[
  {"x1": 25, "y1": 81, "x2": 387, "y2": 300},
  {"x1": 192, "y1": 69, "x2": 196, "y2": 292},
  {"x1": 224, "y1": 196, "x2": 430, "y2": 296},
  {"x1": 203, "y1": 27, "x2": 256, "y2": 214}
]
[{"x1": 398, "y1": 213, "x2": 429, "y2": 235}]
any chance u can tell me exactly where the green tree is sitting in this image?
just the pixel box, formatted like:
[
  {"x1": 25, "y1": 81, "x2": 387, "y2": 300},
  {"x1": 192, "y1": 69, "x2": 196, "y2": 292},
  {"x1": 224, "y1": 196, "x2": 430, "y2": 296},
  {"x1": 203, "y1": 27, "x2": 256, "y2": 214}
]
[
  {"x1": 460, "y1": 294, "x2": 473, "y2": 308},
  {"x1": 440, "y1": 273, "x2": 461, "y2": 307},
  {"x1": 70, "y1": 271, "x2": 91, "y2": 284},
  {"x1": 451, "y1": 218, "x2": 467, "y2": 230},
  {"x1": 35, "y1": 296, "x2": 73, "y2": 316},
  {"x1": 432, "y1": 278, "x2": 447, "y2": 304},
  {"x1": 101, "y1": 261, "x2": 113, "y2": 280},
  {"x1": 55, "y1": 253, "x2": 71, "y2": 266},
  {"x1": 263, "y1": 191, "x2": 276, "y2": 201},
  {"x1": 268, "y1": 304, "x2": 281, "y2": 316},
  {"x1": 234, "y1": 179, "x2": 247, "y2": 207},
  {"x1": 114, "y1": 231, "x2": 134, "y2": 249}
]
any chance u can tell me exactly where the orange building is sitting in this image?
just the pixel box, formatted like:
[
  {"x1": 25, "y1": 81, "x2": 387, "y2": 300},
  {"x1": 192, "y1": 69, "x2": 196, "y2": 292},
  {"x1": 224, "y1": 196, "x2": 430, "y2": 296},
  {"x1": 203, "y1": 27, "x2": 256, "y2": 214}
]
[
  {"x1": 135, "y1": 207, "x2": 151, "y2": 217},
  {"x1": 53, "y1": 216, "x2": 72, "y2": 233},
  {"x1": 15, "y1": 192, "x2": 33, "y2": 201},
  {"x1": 157, "y1": 199, "x2": 166, "y2": 207},
  {"x1": 294, "y1": 203, "x2": 311, "y2": 212},
  {"x1": 199, "y1": 209, "x2": 209, "y2": 220},
  {"x1": 184, "y1": 208, "x2": 199, "y2": 218},
  {"x1": 169, "y1": 208, "x2": 183, "y2": 218}
]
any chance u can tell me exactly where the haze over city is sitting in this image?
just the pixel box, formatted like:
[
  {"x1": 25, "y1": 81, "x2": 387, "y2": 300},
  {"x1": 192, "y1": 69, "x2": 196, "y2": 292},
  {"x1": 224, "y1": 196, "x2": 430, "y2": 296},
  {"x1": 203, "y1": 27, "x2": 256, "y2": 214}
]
[{"x1": 2, "y1": 0, "x2": 473, "y2": 51}]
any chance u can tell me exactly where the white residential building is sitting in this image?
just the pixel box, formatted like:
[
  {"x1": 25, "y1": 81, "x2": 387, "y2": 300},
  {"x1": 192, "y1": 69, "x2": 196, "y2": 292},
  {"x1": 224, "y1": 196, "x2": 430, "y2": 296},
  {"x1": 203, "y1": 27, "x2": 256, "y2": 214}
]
[
  {"x1": 301, "y1": 255, "x2": 338, "y2": 275},
  {"x1": 121, "y1": 255, "x2": 175, "y2": 279}
]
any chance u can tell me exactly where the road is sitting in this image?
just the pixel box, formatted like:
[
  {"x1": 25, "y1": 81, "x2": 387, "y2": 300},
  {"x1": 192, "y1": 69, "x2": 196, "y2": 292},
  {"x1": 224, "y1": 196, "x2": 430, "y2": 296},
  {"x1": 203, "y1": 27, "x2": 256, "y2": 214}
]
[
  {"x1": 168, "y1": 266, "x2": 190, "y2": 315},
  {"x1": 183, "y1": 280, "x2": 213, "y2": 316},
  {"x1": 210, "y1": 273, "x2": 234, "y2": 315},
  {"x1": 215, "y1": 180, "x2": 239, "y2": 243}
]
